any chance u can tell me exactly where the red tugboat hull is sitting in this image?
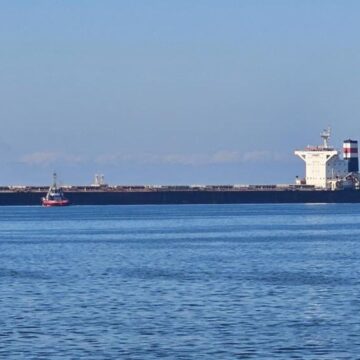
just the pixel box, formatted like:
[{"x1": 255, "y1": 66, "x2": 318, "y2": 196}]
[{"x1": 42, "y1": 198, "x2": 70, "y2": 207}]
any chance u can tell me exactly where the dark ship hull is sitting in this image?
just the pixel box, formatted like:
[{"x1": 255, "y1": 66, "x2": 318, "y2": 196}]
[{"x1": 1, "y1": 188, "x2": 360, "y2": 206}]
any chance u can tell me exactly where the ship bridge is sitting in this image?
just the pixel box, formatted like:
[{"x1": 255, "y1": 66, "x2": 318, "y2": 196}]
[{"x1": 295, "y1": 129, "x2": 349, "y2": 189}]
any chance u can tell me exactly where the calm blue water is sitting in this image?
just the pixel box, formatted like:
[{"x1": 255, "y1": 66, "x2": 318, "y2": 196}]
[{"x1": 1, "y1": 204, "x2": 360, "y2": 359}]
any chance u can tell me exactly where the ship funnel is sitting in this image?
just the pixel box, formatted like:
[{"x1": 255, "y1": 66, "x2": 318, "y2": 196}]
[{"x1": 343, "y1": 140, "x2": 359, "y2": 173}]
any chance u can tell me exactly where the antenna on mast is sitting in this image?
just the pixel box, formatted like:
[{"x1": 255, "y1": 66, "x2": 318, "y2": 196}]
[
  {"x1": 52, "y1": 172, "x2": 57, "y2": 188},
  {"x1": 321, "y1": 127, "x2": 331, "y2": 148}
]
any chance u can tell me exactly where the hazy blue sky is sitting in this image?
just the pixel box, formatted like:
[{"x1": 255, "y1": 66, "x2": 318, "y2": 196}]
[{"x1": 1, "y1": 0, "x2": 360, "y2": 185}]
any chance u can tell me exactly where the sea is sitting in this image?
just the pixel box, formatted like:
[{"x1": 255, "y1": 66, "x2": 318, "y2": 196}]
[{"x1": 1, "y1": 204, "x2": 360, "y2": 359}]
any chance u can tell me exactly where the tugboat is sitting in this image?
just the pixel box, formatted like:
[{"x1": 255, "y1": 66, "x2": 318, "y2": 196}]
[{"x1": 42, "y1": 173, "x2": 70, "y2": 207}]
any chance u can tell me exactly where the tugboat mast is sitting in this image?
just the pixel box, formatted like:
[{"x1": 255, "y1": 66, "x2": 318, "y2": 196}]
[
  {"x1": 52, "y1": 172, "x2": 58, "y2": 189},
  {"x1": 53, "y1": 172, "x2": 57, "y2": 189}
]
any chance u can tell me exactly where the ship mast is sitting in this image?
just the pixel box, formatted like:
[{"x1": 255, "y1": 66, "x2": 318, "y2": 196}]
[
  {"x1": 321, "y1": 127, "x2": 331, "y2": 149},
  {"x1": 52, "y1": 172, "x2": 58, "y2": 189}
]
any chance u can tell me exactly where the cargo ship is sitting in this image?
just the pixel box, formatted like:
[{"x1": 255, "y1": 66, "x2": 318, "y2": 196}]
[{"x1": 1, "y1": 129, "x2": 360, "y2": 206}]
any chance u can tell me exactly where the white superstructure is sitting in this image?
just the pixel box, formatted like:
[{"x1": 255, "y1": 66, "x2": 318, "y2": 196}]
[
  {"x1": 295, "y1": 129, "x2": 348, "y2": 189},
  {"x1": 92, "y1": 174, "x2": 107, "y2": 187}
]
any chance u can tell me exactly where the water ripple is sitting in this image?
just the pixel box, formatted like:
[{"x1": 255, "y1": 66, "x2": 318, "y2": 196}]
[{"x1": 0, "y1": 204, "x2": 360, "y2": 359}]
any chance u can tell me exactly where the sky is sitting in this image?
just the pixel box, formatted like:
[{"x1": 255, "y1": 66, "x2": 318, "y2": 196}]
[{"x1": 1, "y1": 0, "x2": 360, "y2": 185}]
